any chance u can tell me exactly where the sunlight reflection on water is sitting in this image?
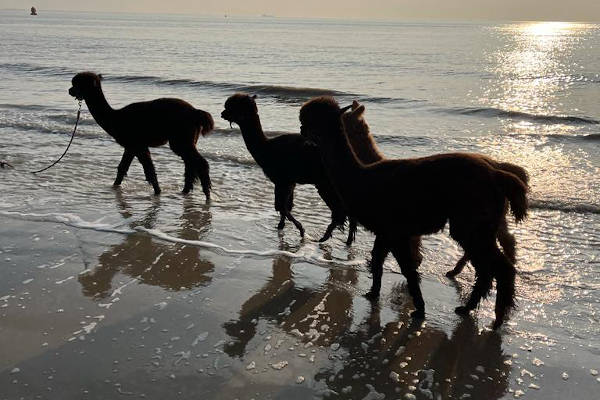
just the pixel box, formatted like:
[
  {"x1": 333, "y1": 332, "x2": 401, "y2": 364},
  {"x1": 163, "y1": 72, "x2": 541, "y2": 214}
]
[{"x1": 483, "y1": 22, "x2": 593, "y2": 124}]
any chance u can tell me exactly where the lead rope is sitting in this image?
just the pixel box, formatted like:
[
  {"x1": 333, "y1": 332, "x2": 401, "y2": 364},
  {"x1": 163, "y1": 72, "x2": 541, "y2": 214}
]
[{"x1": 30, "y1": 100, "x2": 83, "y2": 174}]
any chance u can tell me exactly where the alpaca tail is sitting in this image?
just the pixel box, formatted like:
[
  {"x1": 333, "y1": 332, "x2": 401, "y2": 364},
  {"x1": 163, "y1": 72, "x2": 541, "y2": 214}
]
[
  {"x1": 495, "y1": 162, "x2": 529, "y2": 186},
  {"x1": 196, "y1": 110, "x2": 214, "y2": 136},
  {"x1": 494, "y1": 169, "x2": 529, "y2": 223}
]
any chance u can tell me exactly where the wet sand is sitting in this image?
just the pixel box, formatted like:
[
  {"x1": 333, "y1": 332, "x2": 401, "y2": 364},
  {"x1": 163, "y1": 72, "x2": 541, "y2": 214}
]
[{"x1": 1, "y1": 192, "x2": 598, "y2": 400}]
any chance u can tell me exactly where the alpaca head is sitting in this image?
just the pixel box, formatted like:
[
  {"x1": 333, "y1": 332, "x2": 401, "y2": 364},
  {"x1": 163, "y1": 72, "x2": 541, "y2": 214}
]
[
  {"x1": 299, "y1": 96, "x2": 351, "y2": 144},
  {"x1": 341, "y1": 100, "x2": 368, "y2": 139},
  {"x1": 69, "y1": 72, "x2": 103, "y2": 100},
  {"x1": 221, "y1": 93, "x2": 258, "y2": 127}
]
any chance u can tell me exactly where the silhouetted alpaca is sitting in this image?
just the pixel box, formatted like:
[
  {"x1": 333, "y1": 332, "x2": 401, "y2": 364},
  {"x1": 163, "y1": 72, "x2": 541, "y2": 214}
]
[
  {"x1": 221, "y1": 93, "x2": 356, "y2": 243},
  {"x1": 300, "y1": 96, "x2": 529, "y2": 329},
  {"x1": 341, "y1": 101, "x2": 384, "y2": 164},
  {"x1": 69, "y1": 72, "x2": 214, "y2": 197},
  {"x1": 341, "y1": 101, "x2": 529, "y2": 277}
]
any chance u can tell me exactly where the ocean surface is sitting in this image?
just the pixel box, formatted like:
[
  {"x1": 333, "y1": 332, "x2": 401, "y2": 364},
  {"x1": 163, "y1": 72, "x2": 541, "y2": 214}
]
[{"x1": 0, "y1": 10, "x2": 599, "y2": 399}]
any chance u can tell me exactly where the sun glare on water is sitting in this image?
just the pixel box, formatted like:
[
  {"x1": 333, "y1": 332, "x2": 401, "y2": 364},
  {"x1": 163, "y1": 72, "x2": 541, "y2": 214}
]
[{"x1": 478, "y1": 21, "x2": 594, "y2": 140}]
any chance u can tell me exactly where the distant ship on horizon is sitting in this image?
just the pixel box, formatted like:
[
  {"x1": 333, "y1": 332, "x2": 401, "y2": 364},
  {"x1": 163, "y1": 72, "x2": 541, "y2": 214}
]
[{"x1": 30, "y1": 6, "x2": 37, "y2": 15}]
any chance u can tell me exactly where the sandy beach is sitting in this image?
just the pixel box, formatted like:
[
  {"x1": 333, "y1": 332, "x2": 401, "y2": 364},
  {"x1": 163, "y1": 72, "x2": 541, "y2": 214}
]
[{"x1": 1, "y1": 186, "x2": 598, "y2": 399}]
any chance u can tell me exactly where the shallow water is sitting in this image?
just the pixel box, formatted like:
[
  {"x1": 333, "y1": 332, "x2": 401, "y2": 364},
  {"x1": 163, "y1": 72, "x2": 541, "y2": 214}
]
[{"x1": 0, "y1": 10, "x2": 599, "y2": 400}]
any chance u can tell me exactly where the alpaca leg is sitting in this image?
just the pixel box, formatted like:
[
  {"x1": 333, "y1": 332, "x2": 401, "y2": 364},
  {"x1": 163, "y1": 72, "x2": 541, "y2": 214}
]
[
  {"x1": 318, "y1": 201, "x2": 346, "y2": 242},
  {"x1": 492, "y1": 256, "x2": 516, "y2": 329},
  {"x1": 346, "y1": 218, "x2": 358, "y2": 246},
  {"x1": 181, "y1": 156, "x2": 195, "y2": 194},
  {"x1": 456, "y1": 218, "x2": 515, "y2": 277},
  {"x1": 169, "y1": 144, "x2": 194, "y2": 194},
  {"x1": 364, "y1": 236, "x2": 390, "y2": 301},
  {"x1": 113, "y1": 149, "x2": 134, "y2": 186},
  {"x1": 285, "y1": 212, "x2": 305, "y2": 238},
  {"x1": 316, "y1": 183, "x2": 346, "y2": 243},
  {"x1": 391, "y1": 236, "x2": 425, "y2": 318},
  {"x1": 277, "y1": 213, "x2": 286, "y2": 230},
  {"x1": 169, "y1": 139, "x2": 210, "y2": 199},
  {"x1": 454, "y1": 242, "x2": 495, "y2": 316},
  {"x1": 192, "y1": 151, "x2": 211, "y2": 200},
  {"x1": 282, "y1": 185, "x2": 304, "y2": 237},
  {"x1": 446, "y1": 254, "x2": 469, "y2": 278},
  {"x1": 318, "y1": 222, "x2": 337, "y2": 243},
  {"x1": 274, "y1": 184, "x2": 293, "y2": 231},
  {"x1": 497, "y1": 216, "x2": 516, "y2": 264},
  {"x1": 136, "y1": 150, "x2": 160, "y2": 195}
]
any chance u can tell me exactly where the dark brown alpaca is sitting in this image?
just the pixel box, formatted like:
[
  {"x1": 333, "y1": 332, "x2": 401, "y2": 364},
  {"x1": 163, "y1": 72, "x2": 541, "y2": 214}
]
[
  {"x1": 221, "y1": 93, "x2": 356, "y2": 243},
  {"x1": 342, "y1": 101, "x2": 529, "y2": 277},
  {"x1": 69, "y1": 72, "x2": 214, "y2": 197},
  {"x1": 299, "y1": 96, "x2": 529, "y2": 329}
]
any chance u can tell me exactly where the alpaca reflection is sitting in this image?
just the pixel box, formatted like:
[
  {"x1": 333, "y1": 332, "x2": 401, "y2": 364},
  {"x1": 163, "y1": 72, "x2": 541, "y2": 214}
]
[
  {"x1": 79, "y1": 192, "x2": 214, "y2": 298},
  {"x1": 223, "y1": 241, "x2": 358, "y2": 358},
  {"x1": 315, "y1": 284, "x2": 510, "y2": 399}
]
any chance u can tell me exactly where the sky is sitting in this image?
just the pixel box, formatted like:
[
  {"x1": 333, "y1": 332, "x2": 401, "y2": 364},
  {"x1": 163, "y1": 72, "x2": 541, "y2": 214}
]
[{"x1": 2, "y1": 0, "x2": 599, "y2": 22}]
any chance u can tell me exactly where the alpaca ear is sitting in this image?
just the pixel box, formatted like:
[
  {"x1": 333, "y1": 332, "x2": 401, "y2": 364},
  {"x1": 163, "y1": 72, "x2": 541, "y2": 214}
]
[
  {"x1": 339, "y1": 104, "x2": 352, "y2": 114},
  {"x1": 252, "y1": 94, "x2": 257, "y2": 100},
  {"x1": 354, "y1": 105, "x2": 365, "y2": 116},
  {"x1": 351, "y1": 100, "x2": 360, "y2": 110},
  {"x1": 98, "y1": 74, "x2": 104, "y2": 81}
]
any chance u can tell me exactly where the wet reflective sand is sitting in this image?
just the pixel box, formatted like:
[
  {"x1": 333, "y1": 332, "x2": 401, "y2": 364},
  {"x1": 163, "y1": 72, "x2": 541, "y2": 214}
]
[{"x1": 1, "y1": 184, "x2": 598, "y2": 399}]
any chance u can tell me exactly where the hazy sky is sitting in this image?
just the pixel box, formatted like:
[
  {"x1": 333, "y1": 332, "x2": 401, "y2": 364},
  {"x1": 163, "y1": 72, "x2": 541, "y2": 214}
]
[{"x1": 2, "y1": 0, "x2": 599, "y2": 21}]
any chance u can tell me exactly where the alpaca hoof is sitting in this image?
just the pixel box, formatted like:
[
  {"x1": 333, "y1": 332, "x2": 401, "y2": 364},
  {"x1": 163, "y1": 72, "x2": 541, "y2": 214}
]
[
  {"x1": 411, "y1": 309, "x2": 425, "y2": 319},
  {"x1": 154, "y1": 189, "x2": 161, "y2": 196},
  {"x1": 455, "y1": 306, "x2": 470, "y2": 316},
  {"x1": 363, "y1": 290, "x2": 379, "y2": 302},
  {"x1": 491, "y1": 319, "x2": 504, "y2": 330}
]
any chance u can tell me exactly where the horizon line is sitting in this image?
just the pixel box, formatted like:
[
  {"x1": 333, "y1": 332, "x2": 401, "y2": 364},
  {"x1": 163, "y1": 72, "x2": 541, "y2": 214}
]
[{"x1": 1, "y1": 8, "x2": 598, "y2": 24}]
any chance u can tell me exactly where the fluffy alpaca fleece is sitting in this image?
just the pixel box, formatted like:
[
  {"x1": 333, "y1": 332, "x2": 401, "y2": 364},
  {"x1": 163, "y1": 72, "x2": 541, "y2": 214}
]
[
  {"x1": 341, "y1": 101, "x2": 384, "y2": 165},
  {"x1": 300, "y1": 96, "x2": 529, "y2": 329},
  {"x1": 341, "y1": 101, "x2": 529, "y2": 277},
  {"x1": 221, "y1": 93, "x2": 356, "y2": 243},
  {"x1": 69, "y1": 72, "x2": 214, "y2": 197}
]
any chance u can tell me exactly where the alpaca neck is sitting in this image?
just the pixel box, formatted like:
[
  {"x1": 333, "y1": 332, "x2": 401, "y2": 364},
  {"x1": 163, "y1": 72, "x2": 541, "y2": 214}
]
[
  {"x1": 84, "y1": 87, "x2": 115, "y2": 134},
  {"x1": 318, "y1": 123, "x2": 365, "y2": 201},
  {"x1": 238, "y1": 114, "x2": 268, "y2": 162},
  {"x1": 349, "y1": 135, "x2": 383, "y2": 164}
]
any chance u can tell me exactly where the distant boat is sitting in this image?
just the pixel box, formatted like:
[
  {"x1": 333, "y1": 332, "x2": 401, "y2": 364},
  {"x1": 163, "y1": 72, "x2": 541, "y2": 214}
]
[{"x1": 30, "y1": 6, "x2": 37, "y2": 15}]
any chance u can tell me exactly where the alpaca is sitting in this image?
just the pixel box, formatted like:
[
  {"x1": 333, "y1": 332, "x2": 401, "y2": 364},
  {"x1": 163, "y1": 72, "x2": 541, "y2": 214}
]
[
  {"x1": 341, "y1": 101, "x2": 529, "y2": 277},
  {"x1": 299, "y1": 96, "x2": 529, "y2": 329},
  {"x1": 221, "y1": 93, "x2": 356, "y2": 243},
  {"x1": 68, "y1": 72, "x2": 214, "y2": 197},
  {"x1": 341, "y1": 101, "x2": 384, "y2": 165}
]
